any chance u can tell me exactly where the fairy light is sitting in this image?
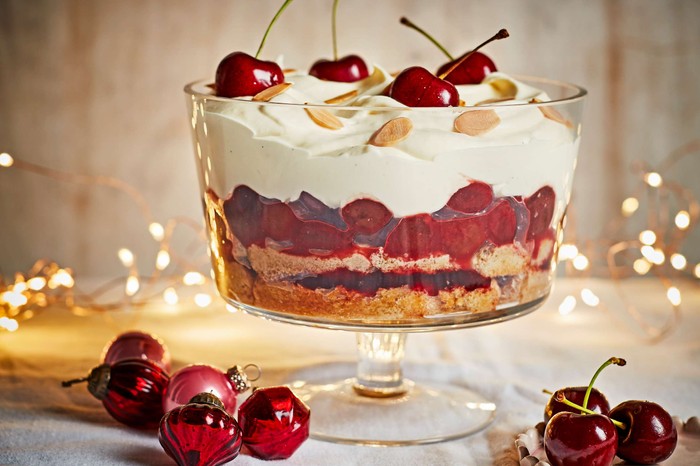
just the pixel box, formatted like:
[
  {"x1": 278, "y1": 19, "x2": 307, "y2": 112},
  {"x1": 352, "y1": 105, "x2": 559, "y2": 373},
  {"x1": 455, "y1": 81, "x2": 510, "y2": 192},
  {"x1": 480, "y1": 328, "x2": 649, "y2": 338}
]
[
  {"x1": 0, "y1": 317, "x2": 19, "y2": 332},
  {"x1": 163, "y1": 287, "x2": 179, "y2": 305},
  {"x1": 572, "y1": 254, "x2": 589, "y2": 271},
  {"x1": 48, "y1": 269, "x2": 74, "y2": 289},
  {"x1": 1, "y1": 291, "x2": 28, "y2": 307},
  {"x1": 644, "y1": 172, "x2": 663, "y2": 188},
  {"x1": 225, "y1": 303, "x2": 238, "y2": 313},
  {"x1": 666, "y1": 287, "x2": 681, "y2": 306},
  {"x1": 640, "y1": 245, "x2": 665, "y2": 265},
  {"x1": 558, "y1": 244, "x2": 579, "y2": 261},
  {"x1": 26, "y1": 277, "x2": 46, "y2": 291},
  {"x1": 633, "y1": 258, "x2": 652, "y2": 275},
  {"x1": 580, "y1": 288, "x2": 600, "y2": 307},
  {"x1": 0, "y1": 152, "x2": 14, "y2": 167},
  {"x1": 118, "y1": 248, "x2": 135, "y2": 267},
  {"x1": 156, "y1": 249, "x2": 171, "y2": 270},
  {"x1": 694, "y1": 264, "x2": 700, "y2": 279},
  {"x1": 675, "y1": 211, "x2": 690, "y2": 230},
  {"x1": 638, "y1": 230, "x2": 656, "y2": 245},
  {"x1": 13, "y1": 282, "x2": 28, "y2": 293},
  {"x1": 621, "y1": 197, "x2": 639, "y2": 217},
  {"x1": 125, "y1": 275, "x2": 140, "y2": 296},
  {"x1": 194, "y1": 293, "x2": 212, "y2": 307},
  {"x1": 183, "y1": 271, "x2": 206, "y2": 286},
  {"x1": 558, "y1": 295, "x2": 577, "y2": 315},
  {"x1": 149, "y1": 222, "x2": 165, "y2": 241},
  {"x1": 670, "y1": 253, "x2": 687, "y2": 270}
]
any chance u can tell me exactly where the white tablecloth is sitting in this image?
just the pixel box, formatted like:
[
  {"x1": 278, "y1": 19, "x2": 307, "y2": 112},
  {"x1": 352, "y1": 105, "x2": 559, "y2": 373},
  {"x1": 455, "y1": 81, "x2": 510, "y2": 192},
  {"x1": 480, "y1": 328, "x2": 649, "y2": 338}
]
[{"x1": 1, "y1": 278, "x2": 698, "y2": 465}]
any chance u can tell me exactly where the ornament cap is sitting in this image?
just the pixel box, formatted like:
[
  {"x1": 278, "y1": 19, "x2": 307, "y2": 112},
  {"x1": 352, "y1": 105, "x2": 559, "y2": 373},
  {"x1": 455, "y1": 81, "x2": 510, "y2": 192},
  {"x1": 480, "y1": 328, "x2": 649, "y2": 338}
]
[
  {"x1": 87, "y1": 364, "x2": 111, "y2": 400},
  {"x1": 226, "y1": 363, "x2": 262, "y2": 393},
  {"x1": 189, "y1": 392, "x2": 225, "y2": 410}
]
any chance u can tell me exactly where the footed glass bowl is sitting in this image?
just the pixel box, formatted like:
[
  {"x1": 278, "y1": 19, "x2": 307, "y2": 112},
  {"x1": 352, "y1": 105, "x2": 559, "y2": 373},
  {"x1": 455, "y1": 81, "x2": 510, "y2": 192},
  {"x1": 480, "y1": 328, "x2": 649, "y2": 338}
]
[{"x1": 185, "y1": 75, "x2": 586, "y2": 445}]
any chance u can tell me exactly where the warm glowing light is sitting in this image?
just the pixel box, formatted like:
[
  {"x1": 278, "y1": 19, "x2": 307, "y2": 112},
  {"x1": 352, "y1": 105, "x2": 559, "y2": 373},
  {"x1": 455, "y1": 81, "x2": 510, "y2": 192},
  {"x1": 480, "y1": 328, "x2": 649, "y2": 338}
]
[
  {"x1": 670, "y1": 253, "x2": 687, "y2": 270},
  {"x1": 156, "y1": 250, "x2": 171, "y2": 270},
  {"x1": 118, "y1": 248, "x2": 135, "y2": 267},
  {"x1": 695, "y1": 264, "x2": 700, "y2": 279},
  {"x1": 641, "y1": 245, "x2": 665, "y2": 265},
  {"x1": 183, "y1": 271, "x2": 206, "y2": 286},
  {"x1": 26, "y1": 277, "x2": 47, "y2": 291},
  {"x1": 0, "y1": 317, "x2": 19, "y2": 332},
  {"x1": 581, "y1": 288, "x2": 600, "y2": 307},
  {"x1": 194, "y1": 293, "x2": 212, "y2": 307},
  {"x1": 666, "y1": 287, "x2": 681, "y2": 306},
  {"x1": 621, "y1": 197, "x2": 639, "y2": 216},
  {"x1": 675, "y1": 211, "x2": 690, "y2": 230},
  {"x1": 572, "y1": 254, "x2": 589, "y2": 270},
  {"x1": 125, "y1": 275, "x2": 140, "y2": 296},
  {"x1": 633, "y1": 258, "x2": 652, "y2": 275},
  {"x1": 644, "y1": 172, "x2": 663, "y2": 187},
  {"x1": 225, "y1": 303, "x2": 238, "y2": 313},
  {"x1": 13, "y1": 282, "x2": 28, "y2": 293},
  {"x1": 50, "y1": 269, "x2": 74, "y2": 288},
  {"x1": 1, "y1": 291, "x2": 28, "y2": 307},
  {"x1": 163, "y1": 287, "x2": 178, "y2": 305},
  {"x1": 558, "y1": 295, "x2": 577, "y2": 315},
  {"x1": 558, "y1": 244, "x2": 579, "y2": 261},
  {"x1": 149, "y1": 222, "x2": 165, "y2": 241},
  {"x1": 638, "y1": 230, "x2": 656, "y2": 245},
  {"x1": 0, "y1": 152, "x2": 14, "y2": 167}
]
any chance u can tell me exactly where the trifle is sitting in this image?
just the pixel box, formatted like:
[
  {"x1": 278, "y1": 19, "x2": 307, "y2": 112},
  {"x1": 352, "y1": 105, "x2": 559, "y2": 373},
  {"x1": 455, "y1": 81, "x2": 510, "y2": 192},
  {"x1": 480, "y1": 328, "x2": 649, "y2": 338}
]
[{"x1": 186, "y1": 29, "x2": 585, "y2": 326}]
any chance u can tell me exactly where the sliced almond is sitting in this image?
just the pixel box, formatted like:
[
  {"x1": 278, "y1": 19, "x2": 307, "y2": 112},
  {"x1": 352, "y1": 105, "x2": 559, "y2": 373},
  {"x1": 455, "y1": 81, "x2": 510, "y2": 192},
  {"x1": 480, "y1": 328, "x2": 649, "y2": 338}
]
[
  {"x1": 368, "y1": 117, "x2": 413, "y2": 146},
  {"x1": 454, "y1": 110, "x2": 501, "y2": 136},
  {"x1": 459, "y1": 99, "x2": 466, "y2": 107},
  {"x1": 282, "y1": 68, "x2": 297, "y2": 74},
  {"x1": 304, "y1": 107, "x2": 343, "y2": 130},
  {"x1": 324, "y1": 89, "x2": 358, "y2": 105},
  {"x1": 488, "y1": 78, "x2": 518, "y2": 98},
  {"x1": 475, "y1": 96, "x2": 515, "y2": 106},
  {"x1": 531, "y1": 98, "x2": 573, "y2": 128},
  {"x1": 252, "y1": 82, "x2": 293, "y2": 102}
]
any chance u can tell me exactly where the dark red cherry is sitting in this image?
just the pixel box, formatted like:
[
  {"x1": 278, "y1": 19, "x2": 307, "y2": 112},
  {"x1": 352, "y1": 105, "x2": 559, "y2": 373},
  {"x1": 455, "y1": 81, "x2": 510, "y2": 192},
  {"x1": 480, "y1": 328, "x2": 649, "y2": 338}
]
[
  {"x1": 215, "y1": 51, "x2": 284, "y2": 98},
  {"x1": 544, "y1": 411, "x2": 618, "y2": 466},
  {"x1": 446, "y1": 182, "x2": 494, "y2": 213},
  {"x1": 609, "y1": 400, "x2": 677, "y2": 465},
  {"x1": 388, "y1": 66, "x2": 459, "y2": 107},
  {"x1": 436, "y1": 51, "x2": 497, "y2": 85},
  {"x1": 261, "y1": 202, "x2": 300, "y2": 241},
  {"x1": 224, "y1": 185, "x2": 264, "y2": 246},
  {"x1": 485, "y1": 199, "x2": 517, "y2": 245},
  {"x1": 384, "y1": 214, "x2": 435, "y2": 258},
  {"x1": 525, "y1": 186, "x2": 556, "y2": 240},
  {"x1": 544, "y1": 387, "x2": 610, "y2": 424},
  {"x1": 309, "y1": 54, "x2": 369, "y2": 82},
  {"x1": 341, "y1": 199, "x2": 393, "y2": 234},
  {"x1": 437, "y1": 217, "x2": 487, "y2": 259}
]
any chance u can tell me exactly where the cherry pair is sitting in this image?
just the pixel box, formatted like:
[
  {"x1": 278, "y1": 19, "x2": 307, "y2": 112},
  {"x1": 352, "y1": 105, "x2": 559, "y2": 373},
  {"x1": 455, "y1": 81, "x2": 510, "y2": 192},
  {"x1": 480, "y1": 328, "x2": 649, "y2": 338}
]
[{"x1": 543, "y1": 357, "x2": 677, "y2": 465}]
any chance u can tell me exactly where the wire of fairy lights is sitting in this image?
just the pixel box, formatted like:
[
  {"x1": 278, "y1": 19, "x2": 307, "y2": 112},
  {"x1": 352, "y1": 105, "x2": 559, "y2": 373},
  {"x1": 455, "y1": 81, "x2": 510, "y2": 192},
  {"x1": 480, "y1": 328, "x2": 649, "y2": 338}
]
[
  {"x1": 1, "y1": 142, "x2": 698, "y2": 338},
  {"x1": 0, "y1": 152, "x2": 238, "y2": 333}
]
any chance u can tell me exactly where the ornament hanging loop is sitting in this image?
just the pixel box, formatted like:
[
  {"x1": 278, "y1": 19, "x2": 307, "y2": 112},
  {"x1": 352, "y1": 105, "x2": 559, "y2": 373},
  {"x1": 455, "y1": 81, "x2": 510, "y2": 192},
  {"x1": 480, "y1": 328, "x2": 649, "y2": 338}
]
[{"x1": 227, "y1": 363, "x2": 262, "y2": 393}]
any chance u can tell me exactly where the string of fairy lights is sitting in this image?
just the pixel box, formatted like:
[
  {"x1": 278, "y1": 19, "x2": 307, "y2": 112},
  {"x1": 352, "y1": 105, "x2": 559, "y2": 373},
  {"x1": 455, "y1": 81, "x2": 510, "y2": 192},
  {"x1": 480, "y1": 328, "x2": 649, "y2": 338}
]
[{"x1": 0, "y1": 142, "x2": 698, "y2": 339}]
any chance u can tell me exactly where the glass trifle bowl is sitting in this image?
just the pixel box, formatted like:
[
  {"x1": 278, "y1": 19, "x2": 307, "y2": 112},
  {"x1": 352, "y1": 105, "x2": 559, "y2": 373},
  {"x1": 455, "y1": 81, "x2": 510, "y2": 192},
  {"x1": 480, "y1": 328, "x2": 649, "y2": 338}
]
[{"x1": 185, "y1": 69, "x2": 585, "y2": 445}]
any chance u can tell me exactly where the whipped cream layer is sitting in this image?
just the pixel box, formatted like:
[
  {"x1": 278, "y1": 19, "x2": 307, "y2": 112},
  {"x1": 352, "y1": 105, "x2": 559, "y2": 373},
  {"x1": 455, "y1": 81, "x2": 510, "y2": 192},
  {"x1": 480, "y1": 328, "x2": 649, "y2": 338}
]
[{"x1": 195, "y1": 67, "x2": 579, "y2": 218}]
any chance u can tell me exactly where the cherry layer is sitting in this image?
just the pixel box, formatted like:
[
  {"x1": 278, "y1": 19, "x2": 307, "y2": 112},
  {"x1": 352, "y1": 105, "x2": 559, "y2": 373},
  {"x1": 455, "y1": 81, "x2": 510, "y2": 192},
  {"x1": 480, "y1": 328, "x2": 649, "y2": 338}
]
[{"x1": 222, "y1": 182, "x2": 556, "y2": 265}]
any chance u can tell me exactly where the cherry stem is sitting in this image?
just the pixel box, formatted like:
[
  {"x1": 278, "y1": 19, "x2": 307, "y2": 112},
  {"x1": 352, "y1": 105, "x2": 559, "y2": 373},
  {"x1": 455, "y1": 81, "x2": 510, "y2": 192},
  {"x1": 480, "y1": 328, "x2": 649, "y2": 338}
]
[
  {"x1": 582, "y1": 357, "x2": 626, "y2": 411},
  {"x1": 400, "y1": 17, "x2": 453, "y2": 61},
  {"x1": 556, "y1": 393, "x2": 627, "y2": 430},
  {"x1": 438, "y1": 28, "x2": 509, "y2": 80},
  {"x1": 61, "y1": 376, "x2": 88, "y2": 387},
  {"x1": 332, "y1": 0, "x2": 339, "y2": 60},
  {"x1": 255, "y1": 0, "x2": 294, "y2": 59}
]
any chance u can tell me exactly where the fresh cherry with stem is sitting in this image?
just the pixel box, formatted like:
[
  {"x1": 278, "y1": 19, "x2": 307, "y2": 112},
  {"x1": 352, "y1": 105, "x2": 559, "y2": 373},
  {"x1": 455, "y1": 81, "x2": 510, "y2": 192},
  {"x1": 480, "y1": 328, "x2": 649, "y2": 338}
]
[
  {"x1": 389, "y1": 28, "x2": 508, "y2": 107},
  {"x1": 309, "y1": 0, "x2": 369, "y2": 82},
  {"x1": 400, "y1": 16, "x2": 501, "y2": 85},
  {"x1": 609, "y1": 400, "x2": 678, "y2": 465},
  {"x1": 215, "y1": 0, "x2": 293, "y2": 97}
]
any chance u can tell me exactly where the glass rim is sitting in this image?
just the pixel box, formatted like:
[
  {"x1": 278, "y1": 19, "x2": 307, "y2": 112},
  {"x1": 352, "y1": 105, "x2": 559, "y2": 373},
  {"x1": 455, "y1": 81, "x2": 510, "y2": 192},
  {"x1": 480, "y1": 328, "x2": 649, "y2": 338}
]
[{"x1": 183, "y1": 74, "x2": 587, "y2": 111}]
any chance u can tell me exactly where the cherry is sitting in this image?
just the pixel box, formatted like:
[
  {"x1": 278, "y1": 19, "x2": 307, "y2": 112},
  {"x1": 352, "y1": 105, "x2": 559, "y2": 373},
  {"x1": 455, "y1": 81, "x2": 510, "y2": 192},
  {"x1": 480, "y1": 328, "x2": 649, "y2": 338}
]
[
  {"x1": 384, "y1": 214, "x2": 435, "y2": 258},
  {"x1": 224, "y1": 185, "x2": 264, "y2": 246},
  {"x1": 388, "y1": 66, "x2": 459, "y2": 107},
  {"x1": 341, "y1": 198, "x2": 393, "y2": 235},
  {"x1": 609, "y1": 400, "x2": 677, "y2": 465},
  {"x1": 446, "y1": 182, "x2": 494, "y2": 213},
  {"x1": 544, "y1": 387, "x2": 610, "y2": 424},
  {"x1": 214, "y1": 0, "x2": 293, "y2": 97},
  {"x1": 544, "y1": 411, "x2": 618, "y2": 466},
  {"x1": 525, "y1": 185, "x2": 556, "y2": 240},
  {"x1": 485, "y1": 199, "x2": 517, "y2": 245}
]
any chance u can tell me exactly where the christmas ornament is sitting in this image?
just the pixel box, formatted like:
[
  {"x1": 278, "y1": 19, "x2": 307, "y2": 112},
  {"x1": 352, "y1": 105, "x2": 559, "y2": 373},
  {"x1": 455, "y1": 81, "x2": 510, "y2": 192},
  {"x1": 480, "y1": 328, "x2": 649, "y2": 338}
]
[
  {"x1": 163, "y1": 363, "x2": 260, "y2": 415},
  {"x1": 238, "y1": 386, "x2": 310, "y2": 460},
  {"x1": 101, "y1": 330, "x2": 172, "y2": 372},
  {"x1": 62, "y1": 358, "x2": 170, "y2": 429},
  {"x1": 159, "y1": 392, "x2": 242, "y2": 466}
]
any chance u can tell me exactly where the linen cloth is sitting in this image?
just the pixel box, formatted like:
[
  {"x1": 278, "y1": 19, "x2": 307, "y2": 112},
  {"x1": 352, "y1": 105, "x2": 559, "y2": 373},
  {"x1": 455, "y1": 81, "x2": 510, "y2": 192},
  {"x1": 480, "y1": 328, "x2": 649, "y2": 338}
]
[{"x1": 1, "y1": 278, "x2": 698, "y2": 465}]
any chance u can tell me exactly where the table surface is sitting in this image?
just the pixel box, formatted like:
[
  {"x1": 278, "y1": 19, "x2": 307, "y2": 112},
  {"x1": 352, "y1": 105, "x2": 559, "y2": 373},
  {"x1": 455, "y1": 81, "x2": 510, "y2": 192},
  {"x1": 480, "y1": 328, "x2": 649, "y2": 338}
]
[{"x1": 1, "y1": 278, "x2": 698, "y2": 465}]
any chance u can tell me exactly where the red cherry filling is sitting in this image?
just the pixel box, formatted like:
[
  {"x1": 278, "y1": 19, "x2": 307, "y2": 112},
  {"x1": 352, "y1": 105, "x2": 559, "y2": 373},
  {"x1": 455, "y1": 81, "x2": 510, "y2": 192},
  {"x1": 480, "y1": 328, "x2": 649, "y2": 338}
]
[
  {"x1": 437, "y1": 51, "x2": 497, "y2": 85},
  {"x1": 341, "y1": 199, "x2": 393, "y2": 234},
  {"x1": 525, "y1": 185, "x2": 556, "y2": 240},
  {"x1": 446, "y1": 181, "x2": 494, "y2": 213},
  {"x1": 388, "y1": 66, "x2": 460, "y2": 107},
  {"x1": 309, "y1": 55, "x2": 370, "y2": 83},
  {"x1": 215, "y1": 51, "x2": 284, "y2": 98},
  {"x1": 485, "y1": 199, "x2": 517, "y2": 245}
]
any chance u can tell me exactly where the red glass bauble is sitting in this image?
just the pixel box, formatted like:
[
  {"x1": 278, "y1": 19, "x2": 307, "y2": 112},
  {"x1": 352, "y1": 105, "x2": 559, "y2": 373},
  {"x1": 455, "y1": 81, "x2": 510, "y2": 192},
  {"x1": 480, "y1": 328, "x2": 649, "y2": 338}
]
[
  {"x1": 101, "y1": 330, "x2": 172, "y2": 372},
  {"x1": 237, "y1": 386, "x2": 310, "y2": 460},
  {"x1": 164, "y1": 364, "x2": 238, "y2": 415},
  {"x1": 159, "y1": 393, "x2": 242, "y2": 466}
]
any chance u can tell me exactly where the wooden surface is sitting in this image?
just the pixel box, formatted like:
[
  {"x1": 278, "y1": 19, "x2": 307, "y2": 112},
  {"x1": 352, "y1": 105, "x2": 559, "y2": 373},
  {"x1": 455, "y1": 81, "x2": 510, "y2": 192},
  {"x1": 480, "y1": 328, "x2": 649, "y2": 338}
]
[{"x1": 1, "y1": 0, "x2": 699, "y2": 277}]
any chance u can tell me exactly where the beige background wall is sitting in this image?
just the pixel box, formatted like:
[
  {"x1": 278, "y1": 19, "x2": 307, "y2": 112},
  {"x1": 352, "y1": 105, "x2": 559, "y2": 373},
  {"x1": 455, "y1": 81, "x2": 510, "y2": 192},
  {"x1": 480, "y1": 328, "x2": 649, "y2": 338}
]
[{"x1": 1, "y1": 0, "x2": 699, "y2": 278}]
